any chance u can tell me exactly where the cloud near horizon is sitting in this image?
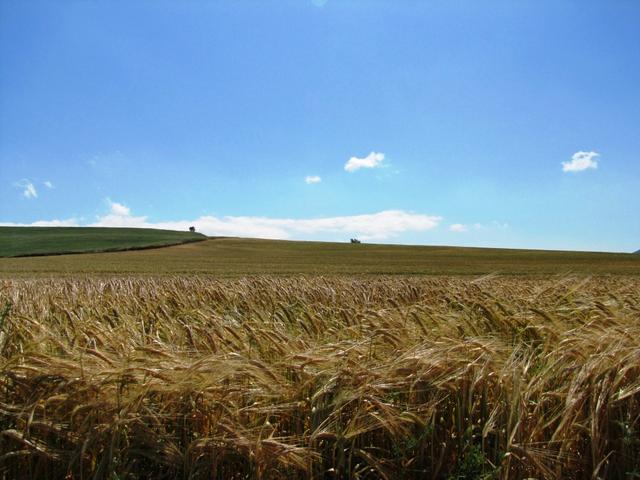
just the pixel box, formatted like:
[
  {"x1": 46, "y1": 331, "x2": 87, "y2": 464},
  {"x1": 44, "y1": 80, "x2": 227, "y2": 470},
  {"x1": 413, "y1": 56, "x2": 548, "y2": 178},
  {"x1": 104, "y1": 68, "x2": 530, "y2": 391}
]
[
  {"x1": 108, "y1": 201, "x2": 131, "y2": 216},
  {"x1": 1, "y1": 201, "x2": 442, "y2": 241},
  {"x1": 344, "y1": 152, "x2": 385, "y2": 172},
  {"x1": 562, "y1": 151, "x2": 599, "y2": 172},
  {"x1": 449, "y1": 223, "x2": 468, "y2": 232},
  {"x1": 448, "y1": 221, "x2": 509, "y2": 233}
]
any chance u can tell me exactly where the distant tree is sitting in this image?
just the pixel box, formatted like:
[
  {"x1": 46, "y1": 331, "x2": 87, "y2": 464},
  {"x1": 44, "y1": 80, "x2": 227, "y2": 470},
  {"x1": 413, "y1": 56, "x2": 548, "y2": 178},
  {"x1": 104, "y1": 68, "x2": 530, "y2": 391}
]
[
  {"x1": 350, "y1": 238, "x2": 361, "y2": 244},
  {"x1": 189, "y1": 226, "x2": 196, "y2": 233}
]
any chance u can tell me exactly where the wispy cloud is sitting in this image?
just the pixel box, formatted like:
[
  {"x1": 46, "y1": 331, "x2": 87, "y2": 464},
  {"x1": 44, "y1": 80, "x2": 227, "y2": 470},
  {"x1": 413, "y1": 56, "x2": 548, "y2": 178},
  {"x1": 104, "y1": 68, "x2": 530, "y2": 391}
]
[
  {"x1": 449, "y1": 223, "x2": 468, "y2": 232},
  {"x1": 449, "y1": 221, "x2": 509, "y2": 233},
  {"x1": 23, "y1": 183, "x2": 37, "y2": 198},
  {"x1": 14, "y1": 179, "x2": 38, "y2": 199},
  {"x1": 562, "y1": 151, "x2": 599, "y2": 172},
  {"x1": 4, "y1": 201, "x2": 442, "y2": 241},
  {"x1": 86, "y1": 150, "x2": 124, "y2": 171},
  {"x1": 344, "y1": 152, "x2": 385, "y2": 172},
  {"x1": 0, "y1": 218, "x2": 79, "y2": 227},
  {"x1": 305, "y1": 175, "x2": 322, "y2": 184},
  {"x1": 43, "y1": 181, "x2": 54, "y2": 189}
]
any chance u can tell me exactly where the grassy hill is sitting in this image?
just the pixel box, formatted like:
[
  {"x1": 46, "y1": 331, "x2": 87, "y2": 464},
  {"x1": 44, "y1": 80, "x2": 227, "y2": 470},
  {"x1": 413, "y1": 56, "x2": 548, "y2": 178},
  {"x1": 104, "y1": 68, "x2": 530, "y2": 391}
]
[
  {"x1": 0, "y1": 226, "x2": 206, "y2": 258},
  {"x1": 1, "y1": 235, "x2": 639, "y2": 276}
]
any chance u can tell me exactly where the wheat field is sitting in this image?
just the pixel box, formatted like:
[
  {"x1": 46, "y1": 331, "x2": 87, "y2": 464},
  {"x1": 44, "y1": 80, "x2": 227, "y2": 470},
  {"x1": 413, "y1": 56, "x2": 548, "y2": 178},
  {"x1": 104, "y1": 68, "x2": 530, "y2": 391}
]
[{"x1": 1, "y1": 276, "x2": 639, "y2": 479}]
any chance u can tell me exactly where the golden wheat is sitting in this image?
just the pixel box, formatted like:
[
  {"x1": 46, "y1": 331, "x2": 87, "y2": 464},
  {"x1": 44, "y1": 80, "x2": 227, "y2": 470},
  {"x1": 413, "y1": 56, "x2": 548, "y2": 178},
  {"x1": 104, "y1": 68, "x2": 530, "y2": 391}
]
[{"x1": 0, "y1": 276, "x2": 639, "y2": 479}]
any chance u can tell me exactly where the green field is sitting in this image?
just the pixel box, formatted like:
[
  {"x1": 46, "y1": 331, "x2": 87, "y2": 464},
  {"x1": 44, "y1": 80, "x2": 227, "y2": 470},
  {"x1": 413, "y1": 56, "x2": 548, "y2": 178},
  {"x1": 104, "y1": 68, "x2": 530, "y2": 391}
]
[
  {"x1": 1, "y1": 231, "x2": 638, "y2": 276},
  {"x1": 0, "y1": 226, "x2": 206, "y2": 258}
]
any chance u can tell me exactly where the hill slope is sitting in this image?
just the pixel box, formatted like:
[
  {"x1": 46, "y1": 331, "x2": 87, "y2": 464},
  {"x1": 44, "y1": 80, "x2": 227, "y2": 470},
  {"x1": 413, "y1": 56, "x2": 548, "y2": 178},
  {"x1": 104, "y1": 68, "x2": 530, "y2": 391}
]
[
  {"x1": 0, "y1": 226, "x2": 206, "y2": 258},
  {"x1": 1, "y1": 236, "x2": 639, "y2": 276}
]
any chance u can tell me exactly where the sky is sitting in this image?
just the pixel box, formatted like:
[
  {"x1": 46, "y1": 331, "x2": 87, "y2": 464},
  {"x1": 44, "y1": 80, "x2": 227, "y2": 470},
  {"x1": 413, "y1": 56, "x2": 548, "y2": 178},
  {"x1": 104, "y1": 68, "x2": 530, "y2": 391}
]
[{"x1": 1, "y1": 0, "x2": 639, "y2": 252}]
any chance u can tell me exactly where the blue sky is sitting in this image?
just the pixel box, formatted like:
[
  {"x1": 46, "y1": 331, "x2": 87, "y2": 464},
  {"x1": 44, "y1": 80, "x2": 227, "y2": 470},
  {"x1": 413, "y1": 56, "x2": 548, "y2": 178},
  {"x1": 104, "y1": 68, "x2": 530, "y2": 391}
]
[{"x1": 1, "y1": 1, "x2": 639, "y2": 252}]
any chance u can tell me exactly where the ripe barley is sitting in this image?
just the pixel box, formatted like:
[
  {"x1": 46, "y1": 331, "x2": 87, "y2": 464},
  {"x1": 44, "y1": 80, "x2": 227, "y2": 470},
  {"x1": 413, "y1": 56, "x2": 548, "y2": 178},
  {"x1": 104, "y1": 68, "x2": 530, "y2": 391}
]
[{"x1": 0, "y1": 276, "x2": 638, "y2": 479}]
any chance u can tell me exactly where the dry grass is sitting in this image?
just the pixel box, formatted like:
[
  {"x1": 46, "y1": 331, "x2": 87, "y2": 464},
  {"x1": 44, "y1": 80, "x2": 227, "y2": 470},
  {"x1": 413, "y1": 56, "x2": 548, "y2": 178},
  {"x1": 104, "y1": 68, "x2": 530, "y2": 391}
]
[
  {"x1": 0, "y1": 275, "x2": 639, "y2": 479},
  {"x1": 2, "y1": 237, "x2": 639, "y2": 277}
]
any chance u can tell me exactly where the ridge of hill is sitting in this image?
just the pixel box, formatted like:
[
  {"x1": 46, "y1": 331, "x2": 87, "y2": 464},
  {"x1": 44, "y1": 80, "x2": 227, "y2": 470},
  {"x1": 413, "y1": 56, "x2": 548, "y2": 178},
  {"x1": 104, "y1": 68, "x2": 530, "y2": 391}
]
[{"x1": 1, "y1": 234, "x2": 639, "y2": 276}]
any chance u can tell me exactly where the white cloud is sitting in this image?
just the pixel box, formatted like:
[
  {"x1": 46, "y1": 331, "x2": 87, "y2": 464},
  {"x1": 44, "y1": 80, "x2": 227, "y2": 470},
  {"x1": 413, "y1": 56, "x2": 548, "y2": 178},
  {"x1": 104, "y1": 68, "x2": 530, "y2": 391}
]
[
  {"x1": 43, "y1": 181, "x2": 54, "y2": 189},
  {"x1": 305, "y1": 175, "x2": 322, "y2": 184},
  {"x1": 108, "y1": 201, "x2": 131, "y2": 216},
  {"x1": 449, "y1": 221, "x2": 509, "y2": 233},
  {"x1": 99, "y1": 207, "x2": 441, "y2": 241},
  {"x1": 562, "y1": 151, "x2": 599, "y2": 172},
  {"x1": 23, "y1": 183, "x2": 37, "y2": 198},
  {"x1": 102, "y1": 210, "x2": 441, "y2": 241},
  {"x1": 0, "y1": 218, "x2": 79, "y2": 227},
  {"x1": 10, "y1": 200, "x2": 442, "y2": 241},
  {"x1": 90, "y1": 200, "x2": 146, "y2": 227},
  {"x1": 450, "y1": 223, "x2": 468, "y2": 232},
  {"x1": 268, "y1": 210, "x2": 441, "y2": 240},
  {"x1": 13, "y1": 179, "x2": 38, "y2": 199},
  {"x1": 344, "y1": 152, "x2": 385, "y2": 172}
]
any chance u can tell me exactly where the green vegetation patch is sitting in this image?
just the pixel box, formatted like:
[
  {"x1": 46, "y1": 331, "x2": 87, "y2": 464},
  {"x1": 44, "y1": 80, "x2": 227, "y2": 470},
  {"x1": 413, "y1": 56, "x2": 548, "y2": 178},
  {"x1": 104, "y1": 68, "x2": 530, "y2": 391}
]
[{"x1": 0, "y1": 226, "x2": 206, "y2": 258}]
